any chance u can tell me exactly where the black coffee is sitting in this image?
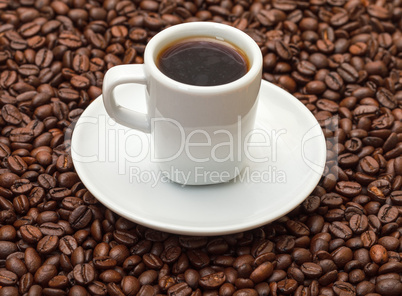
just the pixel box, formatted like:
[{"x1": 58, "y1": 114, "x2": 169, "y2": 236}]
[{"x1": 157, "y1": 37, "x2": 249, "y2": 86}]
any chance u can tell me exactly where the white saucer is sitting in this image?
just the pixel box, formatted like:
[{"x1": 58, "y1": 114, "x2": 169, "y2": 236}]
[{"x1": 71, "y1": 80, "x2": 326, "y2": 235}]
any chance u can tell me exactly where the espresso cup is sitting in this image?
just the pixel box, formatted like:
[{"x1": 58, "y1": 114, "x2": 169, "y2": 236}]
[{"x1": 102, "y1": 22, "x2": 262, "y2": 185}]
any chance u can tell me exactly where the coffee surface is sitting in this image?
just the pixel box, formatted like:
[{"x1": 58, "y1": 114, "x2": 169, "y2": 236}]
[{"x1": 157, "y1": 38, "x2": 248, "y2": 86}]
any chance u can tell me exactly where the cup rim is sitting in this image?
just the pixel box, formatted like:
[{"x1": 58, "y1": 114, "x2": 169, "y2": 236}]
[{"x1": 144, "y1": 22, "x2": 262, "y2": 94}]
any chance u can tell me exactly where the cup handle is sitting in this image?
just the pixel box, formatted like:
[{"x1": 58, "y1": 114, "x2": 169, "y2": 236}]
[{"x1": 102, "y1": 64, "x2": 150, "y2": 133}]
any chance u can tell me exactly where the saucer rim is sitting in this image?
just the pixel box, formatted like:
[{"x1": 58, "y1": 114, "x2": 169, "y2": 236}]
[{"x1": 71, "y1": 80, "x2": 326, "y2": 235}]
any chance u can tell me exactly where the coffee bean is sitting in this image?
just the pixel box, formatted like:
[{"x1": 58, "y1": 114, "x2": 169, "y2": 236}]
[
  {"x1": 37, "y1": 235, "x2": 59, "y2": 255},
  {"x1": 302, "y1": 195, "x2": 320, "y2": 213},
  {"x1": 37, "y1": 211, "x2": 59, "y2": 225},
  {"x1": 249, "y1": 261, "x2": 273, "y2": 284},
  {"x1": 19, "y1": 272, "x2": 34, "y2": 294},
  {"x1": 333, "y1": 281, "x2": 356, "y2": 296},
  {"x1": 93, "y1": 256, "x2": 117, "y2": 270},
  {"x1": 361, "y1": 230, "x2": 377, "y2": 248},
  {"x1": 34, "y1": 264, "x2": 57, "y2": 285},
  {"x1": 360, "y1": 156, "x2": 380, "y2": 175},
  {"x1": 138, "y1": 269, "x2": 157, "y2": 285},
  {"x1": 199, "y1": 272, "x2": 225, "y2": 289},
  {"x1": 376, "y1": 87, "x2": 397, "y2": 109},
  {"x1": 178, "y1": 236, "x2": 207, "y2": 249},
  {"x1": 187, "y1": 249, "x2": 210, "y2": 269},
  {"x1": 349, "y1": 214, "x2": 368, "y2": 234},
  {"x1": 73, "y1": 54, "x2": 90, "y2": 73},
  {"x1": 325, "y1": 72, "x2": 343, "y2": 90},
  {"x1": 23, "y1": 248, "x2": 41, "y2": 275},
  {"x1": 329, "y1": 221, "x2": 353, "y2": 240},
  {"x1": 378, "y1": 236, "x2": 399, "y2": 251},
  {"x1": 2, "y1": 104, "x2": 22, "y2": 125},
  {"x1": 275, "y1": 40, "x2": 292, "y2": 60},
  {"x1": 167, "y1": 282, "x2": 192, "y2": 296},
  {"x1": 375, "y1": 279, "x2": 402, "y2": 296},
  {"x1": 88, "y1": 281, "x2": 108, "y2": 296},
  {"x1": 335, "y1": 181, "x2": 361, "y2": 197},
  {"x1": 58, "y1": 32, "x2": 82, "y2": 48},
  {"x1": 0, "y1": 286, "x2": 19, "y2": 296},
  {"x1": 109, "y1": 245, "x2": 130, "y2": 265},
  {"x1": 5, "y1": 255, "x2": 27, "y2": 278},
  {"x1": 20, "y1": 225, "x2": 43, "y2": 243},
  {"x1": 377, "y1": 205, "x2": 398, "y2": 223},
  {"x1": 113, "y1": 229, "x2": 138, "y2": 246},
  {"x1": 39, "y1": 222, "x2": 65, "y2": 237},
  {"x1": 287, "y1": 220, "x2": 310, "y2": 237},
  {"x1": 367, "y1": 179, "x2": 391, "y2": 202},
  {"x1": 143, "y1": 253, "x2": 163, "y2": 269},
  {"x1": 48, "y1": 275, "x2": 68, "y2": 289},
  {"x1": 59, "y1": 235, "x2": 78, "y2": 256},
  {"x1": 7, "y1": 155, "x2": 28, "y2": 174},
  {"x1": 0, "y1": 269, "x2": 18, "y2": 286},
  {"x1": 70, "y1": 75, "x2": 90, "y2": 90},
  {"x1": 370, "y1": 244, "x2": 388, "y2": 265},
  {"x1": 69, "y1": 205, "x2": 92, "y2": 229},
  {"x1": 73, "y1": 263, "x2": 96, "y2": 285},
  {"x1": 276, "y1": 278, "x2": 297, "y2": 294}
]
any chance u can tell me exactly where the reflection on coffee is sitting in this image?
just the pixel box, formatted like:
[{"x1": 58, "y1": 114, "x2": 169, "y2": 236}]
[{"x1": 157, "y1": 37, "x2": 249, "y2": 86}]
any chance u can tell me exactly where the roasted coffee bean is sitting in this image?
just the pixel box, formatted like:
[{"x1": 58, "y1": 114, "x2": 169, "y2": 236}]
[
  {"x1": 375, "y1": 279, "x2": 402, "y2": 296},
  {"x1": 378, "y1": 236, "x2": 399, "y2": 251},
  {"x1": 249, "y1": 261, "x2": 273, "y2": 284},
  {"x1": 20, "y1": 225, "x2": 43, "y2": 243},
  {"x1": 58, "y1": 32, "x2": 82, "y2": 48},
  {"x1": 93, "y1": 256, "x2": 117, "y2": 270},
  {"x1": 59, "y1": 235, "x2": 78, "y2": 256},
  {"x1": 275, "y1": 40, "x2": 292, "y2": 60},
  {"x1": 36, "y1": 211, "x2": 59, "y2": 225},
  {"x1": 187, "y1": 249, "x2": 210, "y2": 269},
  {"x1": 286, "y1": 220, "x2": 310, "y2": 237},
  {"x1": 113, "y1": 230, "x2": 138, "y2": 246},
  {"x1": 361, "y1": 230, "x2": 377, "y2": 248},
  {"x1": 24, "y1": 247, "x2": 41, "y2": 274},
  {"x1": 5, "y1": 255, "x2": 27, "y2": 278},
  {"x1": 333, "y1": 281, "x2": 356, "y2": 296},
  {"x1": 7, "y1": 156, "x2": 28, "y2": 174},
  {"x1": 377, "y1": 205, "x2": 398, "y2": 223},
  {"x1": 88, "y1": 281, "x2": 108, "y2": 296},
  {"x1": 335, "y1": 181, "x2": 361, "y2": 198},
  {"x1": 138, "y1": 269, "x2": 157, "y2": 285},
  {"x1": 109, "y1": 245, "x2": 130, "y2": 265},
  {"x1": 68, "y1": 205, "x2": 92, "y2": 229},
  {"x1": 39, "y1": 222, "x2": 65, "y2": 237},
  {"x1": 360, "y1": 156, "x2": 380, "y2": 175},
  {"x1": 199, "y1": 272, "x2": 225, "y2": 289},
  {"x1": 325, "y1": 72, "x2": 343, "y2": 91},
  {"x1": 349, "y1": 214, "x2": 368, "y2": 234},
  {"x1": 167, "y1": 282, "x2": 192, "y2": 296},
  {"x1": 48, "y1": 275, "x2": 68, "y2": 289},
  {"x1": 73, "y1": 263, "x2": 96, "y2": 285},
  {"x1": 0, "y1": 269, "x2": 18, "y2": 286},
  {"x1": 37, "y1": 235, "x2": 59, "y2": 255},
  {"x1": 329, "y1": 222, "x2": 353, "y2": 240},
  {"x1": 2, "y1": 104, "x2": 22, "y2": 125},
  {"x1": 34, "y1": 264, "x2": 57, "y2": 285}
]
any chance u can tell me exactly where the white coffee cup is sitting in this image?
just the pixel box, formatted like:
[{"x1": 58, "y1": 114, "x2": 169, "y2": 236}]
[{"x1": 102, "y1": 22, "x2": 262, "y2": 185}]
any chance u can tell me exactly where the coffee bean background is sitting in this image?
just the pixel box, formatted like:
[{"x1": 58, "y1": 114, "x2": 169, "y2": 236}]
[{"x1": 0, "y1": 0, "x2": 401, "y2": 295}]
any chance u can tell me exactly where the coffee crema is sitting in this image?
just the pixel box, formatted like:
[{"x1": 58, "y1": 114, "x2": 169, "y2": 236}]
[{"x1": 157, "y1": 37, "x2": 249, "y2": 86}]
